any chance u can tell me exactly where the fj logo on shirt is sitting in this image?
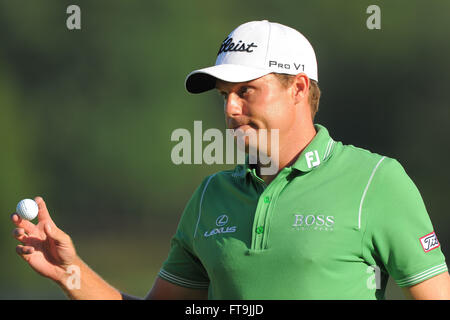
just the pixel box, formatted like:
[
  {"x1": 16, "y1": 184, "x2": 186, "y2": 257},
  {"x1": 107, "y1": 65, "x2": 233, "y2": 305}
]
[
  {"x1": 420, "y1": 231, "x2": 440, "y2": 252},
  {"x1": 305, "y1": 150, "x2": 321, "y2": 169},
  {"x1": 292, "y1": 214, "x2": 335, "y2": 231},
  {"x1": 204, "y1": 215, "x2": 237, "y2": 238}
]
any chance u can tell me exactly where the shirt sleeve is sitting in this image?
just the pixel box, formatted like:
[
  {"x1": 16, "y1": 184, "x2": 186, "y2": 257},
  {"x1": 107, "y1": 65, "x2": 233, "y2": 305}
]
[
  {"x1": 157, "y1": 178, "x2": 210, "y2": 290},
  {"x1": 362, "y1": 157, "x2": 448, "y2": 287}
]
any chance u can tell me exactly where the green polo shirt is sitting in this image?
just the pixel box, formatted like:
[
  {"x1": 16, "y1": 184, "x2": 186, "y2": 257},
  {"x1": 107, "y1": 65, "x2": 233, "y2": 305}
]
[{"x1": 159, "y1": 124, "x2": 447, "y2": 299}]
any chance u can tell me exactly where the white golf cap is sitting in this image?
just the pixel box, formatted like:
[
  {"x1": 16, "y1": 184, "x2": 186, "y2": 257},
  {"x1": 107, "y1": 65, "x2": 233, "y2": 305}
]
[{"x1": 185, "y1": 20, "x2": 318, "y2": 94}]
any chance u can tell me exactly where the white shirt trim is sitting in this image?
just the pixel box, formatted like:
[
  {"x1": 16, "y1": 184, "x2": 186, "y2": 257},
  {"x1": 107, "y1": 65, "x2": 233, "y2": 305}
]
[{"x1": 358, "y1": 156, "x2": 386, "y2": 229}]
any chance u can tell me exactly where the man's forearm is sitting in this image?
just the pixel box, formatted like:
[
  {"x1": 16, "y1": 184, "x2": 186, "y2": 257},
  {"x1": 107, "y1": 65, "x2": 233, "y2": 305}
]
[
  {"x1": 402, "y1": 272, "x2": 450, "y2": 300},
  {"x1": 56, "y1": 255, "x2": 123, "y2": 300}
]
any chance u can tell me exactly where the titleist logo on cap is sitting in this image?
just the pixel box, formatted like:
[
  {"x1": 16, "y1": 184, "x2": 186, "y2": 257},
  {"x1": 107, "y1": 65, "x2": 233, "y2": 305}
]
[{"x1": 217, "y1": 37, "x2": 258, "y2": 55}]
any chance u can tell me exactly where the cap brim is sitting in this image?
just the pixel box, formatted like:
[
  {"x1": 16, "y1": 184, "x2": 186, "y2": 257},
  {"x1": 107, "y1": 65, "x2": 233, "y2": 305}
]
[{"x1": 185, "y1": 64, "x2": 271, "y2": 94}]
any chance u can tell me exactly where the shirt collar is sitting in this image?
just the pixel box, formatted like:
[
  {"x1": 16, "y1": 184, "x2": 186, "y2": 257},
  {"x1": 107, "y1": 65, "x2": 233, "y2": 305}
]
[
  {"x1": 292, "y1": 124, "x2": 336, "y2": 173},
  {"x1": 232, "y1": 124, "x2": 336, "y2": 178}
]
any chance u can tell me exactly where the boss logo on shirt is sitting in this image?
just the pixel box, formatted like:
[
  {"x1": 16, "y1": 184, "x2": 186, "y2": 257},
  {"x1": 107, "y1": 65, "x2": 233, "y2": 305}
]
[
  {"x1": 292, "y1": 214, "x2": 335, "y2": 231},
  {"x1": 204, "y1": 214, "x2": 237, "y2": 238},
  {"x1": 420, "y1": 231, "x2": 440, "y2": 253}
]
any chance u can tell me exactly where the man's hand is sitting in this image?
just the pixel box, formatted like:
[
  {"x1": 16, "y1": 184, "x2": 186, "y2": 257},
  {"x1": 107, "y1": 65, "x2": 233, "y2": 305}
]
[
  {"x1": 11, "y1": 196, "x2": 200, "y2": 300},
  {"x1": 11, "y1": 196, "x2": 77, "y2": 283}
]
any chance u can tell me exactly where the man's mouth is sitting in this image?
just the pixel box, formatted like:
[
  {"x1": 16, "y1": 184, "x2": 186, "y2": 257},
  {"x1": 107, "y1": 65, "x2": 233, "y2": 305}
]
[
  {"x1": 234, "y1": 124, "x2": 254, "y2": 131},
  {"x1": 229, "y1": 119, "x2": 258, "y2": 131}
]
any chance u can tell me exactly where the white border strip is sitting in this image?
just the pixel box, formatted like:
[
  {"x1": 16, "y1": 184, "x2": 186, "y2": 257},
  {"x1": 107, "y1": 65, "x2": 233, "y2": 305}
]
[
  {"x1": 194, "y1": 173, "x2": 217, "y2": 238},
  {"x1": 358, "y1": 156, "x2": 386, "y2": 229},
  {"x1": 322, "y1": 139, "x2": 333, "y2": 160},
  {"x1": 158, "y1": 269, "x2": 209, "y2": 289},
  {"x1": 323, "y1": 140, "x2": 335, "y2": 161},
  {"x1": 396, "y1": 263, "x2": 448, "y2": 287}
]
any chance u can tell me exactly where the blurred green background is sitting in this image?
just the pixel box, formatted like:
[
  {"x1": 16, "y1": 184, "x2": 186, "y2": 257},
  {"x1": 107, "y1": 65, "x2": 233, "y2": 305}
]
[{"x1": 1, "y1": 0, "x2": 448, "y2": 299}]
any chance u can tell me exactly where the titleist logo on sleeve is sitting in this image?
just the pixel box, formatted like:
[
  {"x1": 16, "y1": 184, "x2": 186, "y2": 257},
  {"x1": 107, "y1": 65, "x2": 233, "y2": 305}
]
[
  {"x1": 420, "y1": 231, "x2": 440, "y2": 253},
  {"x1": 217, "y1": 37, "x2": 258, "y2": 55}
]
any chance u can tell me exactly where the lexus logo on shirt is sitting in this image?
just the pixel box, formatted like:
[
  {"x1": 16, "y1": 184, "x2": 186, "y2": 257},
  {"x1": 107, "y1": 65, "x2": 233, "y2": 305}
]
[
  {"x1": 216, "y1": 215, "x2": 229, "y2": 227},
  {"x1": 204, "y1": 214, "x2": 237, "y2": 238}
]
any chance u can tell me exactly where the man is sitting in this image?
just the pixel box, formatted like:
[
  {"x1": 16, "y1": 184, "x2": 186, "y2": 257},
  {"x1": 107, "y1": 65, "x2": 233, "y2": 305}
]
[{"x1": 11, "y1": 20, "x2": 450, "y2": 299}]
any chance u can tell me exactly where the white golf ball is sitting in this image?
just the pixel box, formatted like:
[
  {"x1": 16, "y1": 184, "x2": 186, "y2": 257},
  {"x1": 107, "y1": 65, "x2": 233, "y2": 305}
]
[{"x1": 16, "y1": 199, "x2": 39, "y2": 220}]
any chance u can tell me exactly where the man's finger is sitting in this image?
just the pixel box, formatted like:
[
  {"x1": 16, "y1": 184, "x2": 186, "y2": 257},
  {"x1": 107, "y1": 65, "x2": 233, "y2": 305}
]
[
  {"x1": 34, "y1": 196, "x2": 53, "y2": 223},
  {"x1": 12, "y1": 228, "x2": 28, "y2": 243},
  {"x1": 11, "y1": 213, "x2": 37, "y2": 234},
  {"x1": 16, "y1": 244, "x2": 35, "y2": 255}
]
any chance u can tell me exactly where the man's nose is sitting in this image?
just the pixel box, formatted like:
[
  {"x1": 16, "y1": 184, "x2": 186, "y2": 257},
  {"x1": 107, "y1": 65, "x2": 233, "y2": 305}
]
[{"x1": 224, "y1": 93, "x2": 243, "y2": 118}]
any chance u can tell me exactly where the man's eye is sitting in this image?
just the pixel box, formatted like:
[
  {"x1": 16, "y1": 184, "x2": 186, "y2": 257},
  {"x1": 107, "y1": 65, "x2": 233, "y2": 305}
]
[{"x1": 239, "y1": 86, "x2": 250, "y2": 96}]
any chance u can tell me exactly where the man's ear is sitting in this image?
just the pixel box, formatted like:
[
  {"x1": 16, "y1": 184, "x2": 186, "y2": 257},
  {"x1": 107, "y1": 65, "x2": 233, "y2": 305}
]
[{"x1": 292, "y1": 73, "x2": 310, "y2": 105}]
